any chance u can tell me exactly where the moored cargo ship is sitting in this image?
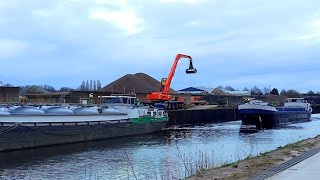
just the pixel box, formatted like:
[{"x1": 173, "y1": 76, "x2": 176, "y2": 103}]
[
  {"x1": 238, "y1": 98, "x2": 312, "y2": 131},
  {"x1": 0, "y1": 95, "x2": 168, "y2": 152}
]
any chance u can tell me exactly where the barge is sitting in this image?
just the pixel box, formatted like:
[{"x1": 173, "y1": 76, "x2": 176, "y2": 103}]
[
  {"x1": 0, "y1": 95, "x2": 168, "y2": 152},
  {"x1": 238, "y1": 98, "x2": 312, "y2": 131}
]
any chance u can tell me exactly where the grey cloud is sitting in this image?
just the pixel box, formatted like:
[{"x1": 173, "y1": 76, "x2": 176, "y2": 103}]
[{"x1": 0, "y1": 0, "x2": 319, "y2": 91}]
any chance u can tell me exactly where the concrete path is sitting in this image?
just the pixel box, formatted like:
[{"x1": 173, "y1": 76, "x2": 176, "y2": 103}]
[{"x1": 267, "y1": 152, "x2": 320, "y2": 180}]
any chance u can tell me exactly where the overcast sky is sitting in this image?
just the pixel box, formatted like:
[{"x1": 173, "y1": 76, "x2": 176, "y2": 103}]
[{"x1": 0, "y1": 0, "x2": 319, "y2": 92}]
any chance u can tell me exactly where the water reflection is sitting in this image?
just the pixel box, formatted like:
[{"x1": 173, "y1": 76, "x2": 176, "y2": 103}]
[{"x1": 0, "y1": 117, "x2": 320, "y2": 179}]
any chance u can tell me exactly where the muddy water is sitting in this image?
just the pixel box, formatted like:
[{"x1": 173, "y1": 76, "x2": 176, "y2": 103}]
[{"x1": 1, "y1": 115, "x2": 320, "y2": 179}]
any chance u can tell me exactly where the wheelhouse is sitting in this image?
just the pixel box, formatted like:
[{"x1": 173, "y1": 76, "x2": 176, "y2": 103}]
[{"x1": 98, "y1": 94, "x2": 137, "y2": 106}]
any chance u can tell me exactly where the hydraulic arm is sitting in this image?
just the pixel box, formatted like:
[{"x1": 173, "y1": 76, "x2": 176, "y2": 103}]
[{"x1": 147, "y1": 54, "x2": 197, "y2": 102}]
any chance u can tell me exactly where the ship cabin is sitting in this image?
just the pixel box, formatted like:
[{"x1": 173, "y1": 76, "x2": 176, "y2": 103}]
[
  {"x1": 146, "y1": 109, "x2": 167, "y2": 118},
  {"x1": 98, "y1": 94, "x2": 137, "y2": 106},
  {"x1": 284, "y1": 98, "x2": 307, "y2": 103},
  {"x1": 284, "y1": 98, "x2": 312, "y2": 112}
]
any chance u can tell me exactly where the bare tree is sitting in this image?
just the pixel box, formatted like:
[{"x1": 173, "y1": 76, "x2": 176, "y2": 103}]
[
  {"x1": 251, "y1": 86, "x2": 263, "y2": 95},
  {"x1": 93, "y1": 80, "x2": 97, "y2": 91},
  {"x1": 263, "y1": 87, "x2": 270, "y2": 95},
  {"x1": 60, "y1": 87, "x2": 74, "y2": 92},
  {"x1": 2, "y1": 83, "x2": 14, "y2": 87},
  {"x1": 85, "y1": 80, "x2": 89, "y2": 91},
  {"x1": 97, "y1": 80, "x2": 102, "y2": 90},
  {"x1": 90, "y1": 80, "x2": 93, "y2": 91},
  {"x1": 42, "y1": 84, "x2": 56, "y2": 92},
  {"x1": 225, "y1": 85, "x2": 235, "y2": 91},
  {"x1": 307, "y1": 90, "x2": 316, "y2": 95},
  {"x1": 80, "y1": 80, "x2": 85, "y2": 90},
  {"x1": 281, "y1": 89, "x2": 301, "y2": 97},
  {"x1": 243, "y1": 87, "x2": 249, "y2": 91}
]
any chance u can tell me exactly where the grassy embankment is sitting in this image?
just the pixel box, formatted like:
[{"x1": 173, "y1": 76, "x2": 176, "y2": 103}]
[{"x1": 187, "y1": 135, "x2": 320, "y2": 180}]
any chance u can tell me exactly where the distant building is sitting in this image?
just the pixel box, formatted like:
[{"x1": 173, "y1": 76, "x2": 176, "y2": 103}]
[
  {"x1": 177, "y1": 87, "x2": 208, "y2": 94},
  {"x1": 65, "y1": 91, "x2": 112, "y2": 104},
  {"x1": 211, "y1": 88, "x2": 251, "y2": 96},
  {"x1": 0, "y1": 87, "x2": 19, "y2": 103},
  {"x1": 20, "y1": 86, "x2": 113, "y2": 104},
  {"x1": 20, "y1": 85, "x2": 67, "y2": 104}
]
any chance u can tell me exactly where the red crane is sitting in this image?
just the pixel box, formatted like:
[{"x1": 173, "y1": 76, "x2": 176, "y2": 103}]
[{"x1": 147, "y1": 53, "x2": 197, "y2": 103}]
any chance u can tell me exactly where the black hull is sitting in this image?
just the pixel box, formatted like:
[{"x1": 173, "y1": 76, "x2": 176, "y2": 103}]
[
  {"x1": 240, "y1": 111, "x2": 311, "y2": 130},
  {"x1": 0, "y1": 121, "x2": 167, "y2": 152}
]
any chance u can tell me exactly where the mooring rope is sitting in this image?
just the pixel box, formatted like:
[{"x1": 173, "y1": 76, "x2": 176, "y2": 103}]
[
  {"x1": 0, "y1": 118, "x2": 165, "y2": 137},
  {"x1": 21, "y1": 125, "x2": 86, "y2": 137},
  {"x1": 0, "y1": 124, "x2": 19, "y2": 135},
  {"x1": 105, "y1": 121, "x2": 135, "y2": 128},
  {"x1": 17, "y1": 120, "x2": 135, "y2": 137}
]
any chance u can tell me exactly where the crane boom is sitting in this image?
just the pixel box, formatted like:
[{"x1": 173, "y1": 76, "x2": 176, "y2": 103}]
[
  {"x1": 163, "y1": 54, "x2": 193, "y2": 95},
  {"x1": 147, "y1": 53, "x2": 197, "y2": 103}
]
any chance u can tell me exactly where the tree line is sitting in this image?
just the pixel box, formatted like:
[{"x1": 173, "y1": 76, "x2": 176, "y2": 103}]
[
  {"x1": 79, "y1": 80, "x2": 102, "y2": 91},
  {"x1": 16, "y1": 80, "x2": 102, "y2": 92},
  {"x1": 218, "y1": 85, "x2": 320, "y2": 97},
  {"x1": 2, "y1": 81, "x2": 319, "y2": 96}
]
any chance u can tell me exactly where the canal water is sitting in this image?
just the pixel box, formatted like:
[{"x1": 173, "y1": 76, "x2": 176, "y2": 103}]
[{"x1": 1, "y1": 115, "x2": 320, "y2": 180}]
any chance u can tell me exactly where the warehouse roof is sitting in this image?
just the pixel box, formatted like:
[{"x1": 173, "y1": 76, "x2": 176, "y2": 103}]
[{"x1": 20, "y1": 85, "x2": 51, "y2": 95}]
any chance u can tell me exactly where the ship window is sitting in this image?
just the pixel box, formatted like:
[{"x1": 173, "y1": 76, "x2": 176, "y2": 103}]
[
  {"x1": 100, "y1": 99, "x2": 105, "y2": 104},
  {"x1": 131, "y1": 99, "x2": 136, "y2": 105},
  {"x1": 104, "y1": 98, "x2": 122, "y2": 103},
  {"x1": 147, "y1": 111, "x2": 152, "y2": 116},
  {"x1": 122, "y1": 98, "x2": 128, "y2": 104},
  {"x1": 158, "y1": 112, "x2": 162, "y2": 116}
]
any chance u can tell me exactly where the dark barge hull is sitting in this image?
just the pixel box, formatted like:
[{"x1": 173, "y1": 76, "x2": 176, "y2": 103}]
[
  {"x1": 240, "y1": 110, "x2": 311, "y2": 130},
  {"x1": 0, "y1": 120, "x2": 167, "y2": 152}
]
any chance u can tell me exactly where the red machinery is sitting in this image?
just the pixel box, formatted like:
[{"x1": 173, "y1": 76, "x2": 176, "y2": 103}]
[
  {"x1": 190, "y1": 96, "x2": 208, "y2": 105},
  {"x1": 147, "y1": 54, "x2": 197, "y2": 104}
]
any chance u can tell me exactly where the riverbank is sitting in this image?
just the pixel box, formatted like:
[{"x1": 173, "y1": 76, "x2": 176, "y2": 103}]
[{"x1": 187, "y1": 135, "x2": 320, "y2": 180}]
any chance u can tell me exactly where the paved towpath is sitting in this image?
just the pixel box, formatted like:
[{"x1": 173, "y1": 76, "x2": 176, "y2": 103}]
[
  {"x1": 267, "y1": 152, "x2": 320, "y2": 180},
  {"x1": 249, "y1": 147, "x2": 320, "y2": 180}
]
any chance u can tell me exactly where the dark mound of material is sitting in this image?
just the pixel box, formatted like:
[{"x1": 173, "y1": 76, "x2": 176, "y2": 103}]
[{"x1": 101, "y1": 73, "x2": 175, "y2": 94}]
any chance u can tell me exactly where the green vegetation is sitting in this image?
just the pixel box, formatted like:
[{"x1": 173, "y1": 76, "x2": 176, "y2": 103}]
[{"x1": 270, "y1": 88, "x2": 279, "y2": 95}]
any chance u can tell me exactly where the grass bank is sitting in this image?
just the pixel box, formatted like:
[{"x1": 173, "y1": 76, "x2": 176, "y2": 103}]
[{"x1": 187, "y1": 135, "x2": 320, "y2": 180}]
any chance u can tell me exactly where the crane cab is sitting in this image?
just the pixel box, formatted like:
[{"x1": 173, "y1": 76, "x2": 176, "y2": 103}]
[{"x1": 161, "y1": 78, "x2": 167, "y2": 86}]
